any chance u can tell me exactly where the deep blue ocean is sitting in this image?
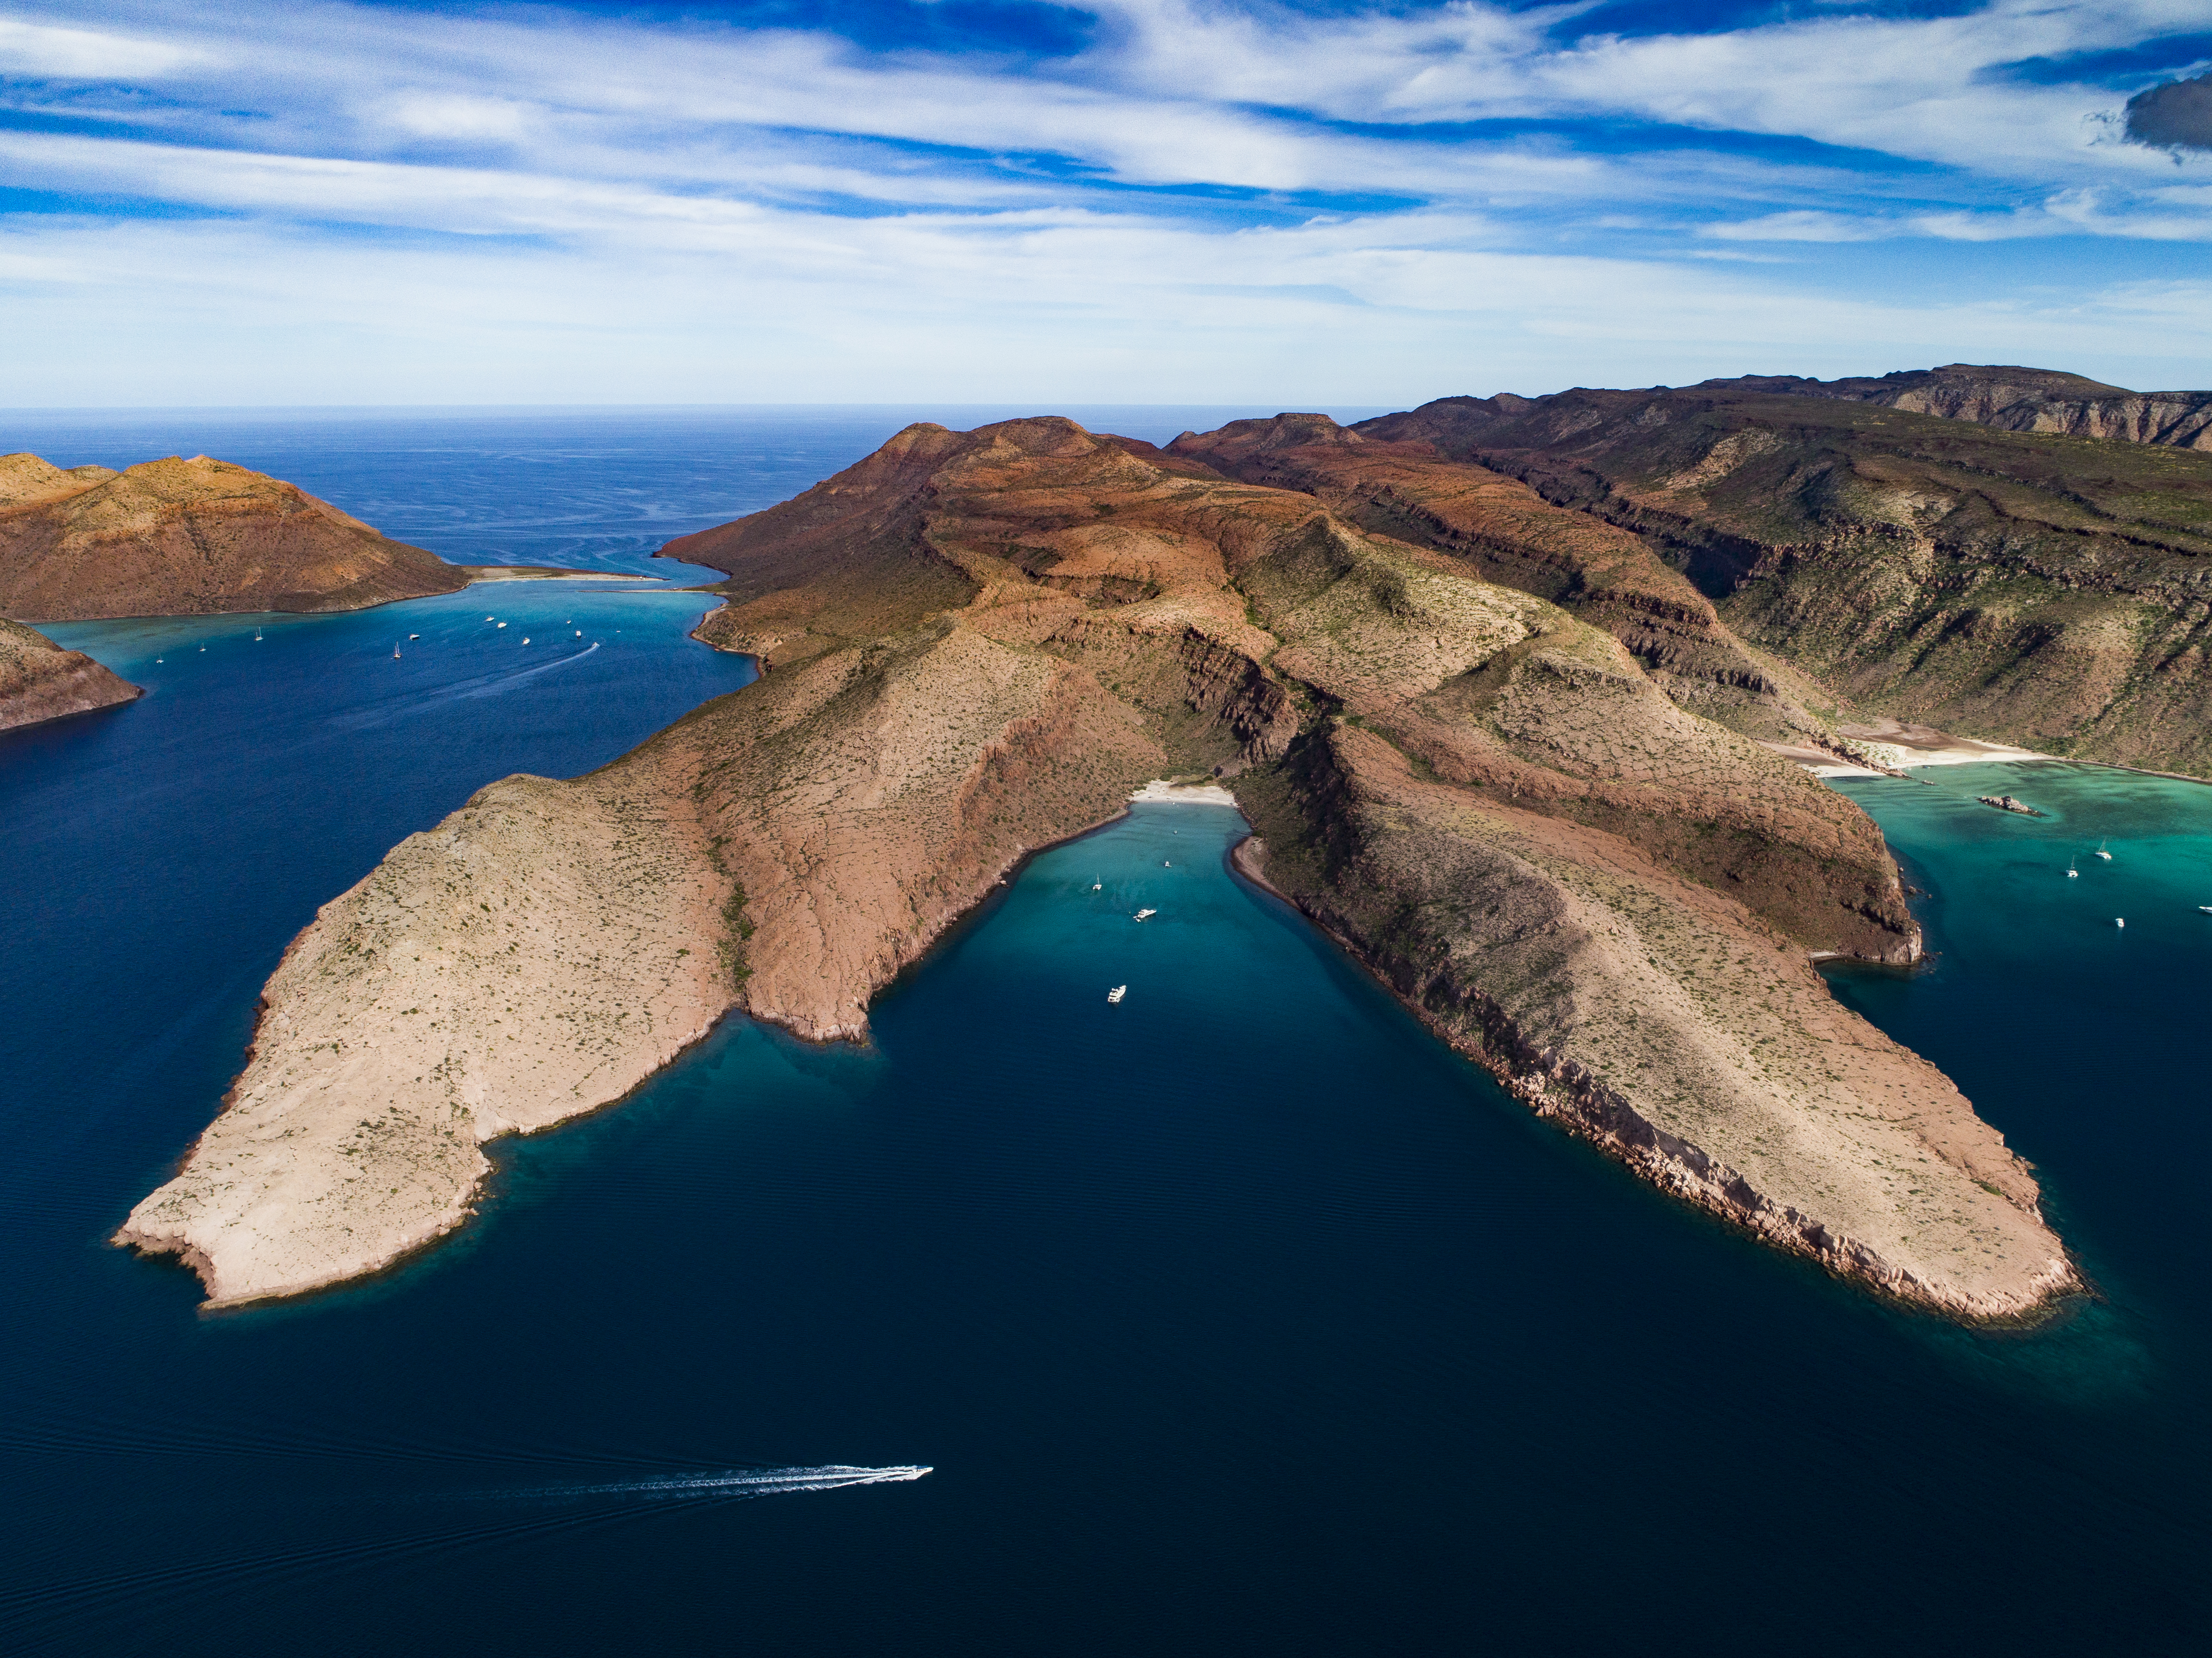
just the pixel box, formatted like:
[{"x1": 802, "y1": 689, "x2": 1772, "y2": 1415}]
[{"x1": 2, "y1": 411, "x2": 2206, "y2": 1654}]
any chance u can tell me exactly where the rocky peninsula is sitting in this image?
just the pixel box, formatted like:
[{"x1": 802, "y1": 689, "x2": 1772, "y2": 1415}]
[
  {"x1": 1, "y1": 451, "x2": 468, "y2": 620},
  {"x1": 0, "y1": 615, "x2": 140, "y2": 731},
  {"x1": 120, "y1": 416, "x2": 2074, "y2": 1319}
]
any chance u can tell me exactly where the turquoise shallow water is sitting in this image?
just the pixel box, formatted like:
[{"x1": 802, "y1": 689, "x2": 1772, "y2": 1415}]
[
  {"x1": 1826, "y1": 761, "x2": 2212, "y2": 1350},
  {"x1": 2, "y1": 415, "x2": 2208, "y2": 1653}
]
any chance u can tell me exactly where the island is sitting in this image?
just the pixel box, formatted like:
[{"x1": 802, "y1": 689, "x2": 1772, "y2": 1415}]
[
  {"x1": 118, "y1": 414, "x2": 2075, "y2": 1320},
  {"x1": 0, "y1": 614, "x2": 140, "y2": 731}
]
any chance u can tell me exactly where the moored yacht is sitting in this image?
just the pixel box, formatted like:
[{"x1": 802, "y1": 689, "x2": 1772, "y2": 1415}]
[{"x1": 1106, "y1": 984, "x2": 1126, "y2": 1004}]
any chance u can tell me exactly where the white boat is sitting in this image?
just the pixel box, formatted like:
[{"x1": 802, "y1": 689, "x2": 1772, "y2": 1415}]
[
  {"x1": 254, "y1": 629, "x2": 262, "y2": 641},
  {"x1": 1162, "y1": 860, "x2": 1171, "y2": 868},
  {"x1": 2095, "y1": 840, "x2": 2112, "y2": 860},
  {"x1": 1091, "y1": 875, "x2": 1101, "y2": 891},
  {"x1": 2067, "y1": 863, "x2": 2078, "y2": 878},
  {"x1": 575, "y1": 629, "x2": 582, "y2": 637},
  {"x1": 409, "y1": 633, "x2": 420, "y2": 640},
  {"x1": 1133, "y1": 908, "x2": 1156, "y2": 921},
  {"x1": 1106, "y1": 984, "x2": 1126, "y2": 1004},
  {"x1": 486, "y1": 615, "x2": 494, "y2": 621},
  {"x1": 2198, "y1": 906, "x2": 2212, "y2": 915},
  {"x1": 2115, "y1": 917, "x2": 2125, "y2": 929},
  {"x1": 497, "y1": 622, "x2": 507, "y2": 629},
  {"x1": 392, "y1": 644, "x2": 401, "y2": 659},
  {"x1": 522, "y1": 637, "x2": 530, "y2": 644}
]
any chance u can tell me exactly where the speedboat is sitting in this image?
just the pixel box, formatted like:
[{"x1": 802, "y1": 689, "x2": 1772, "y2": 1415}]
[
  {"x1": 1106, "y1": 985, "x2": 1126, "y2": 1004},
  {"x1": 497, "y1": 622, "x2": 507, "y2": 629}
]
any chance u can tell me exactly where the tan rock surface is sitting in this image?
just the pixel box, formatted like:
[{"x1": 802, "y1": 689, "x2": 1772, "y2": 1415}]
[
  {"x1": 0, "y1": 615, "x2": 139, "y2": 732},
  {"x1": 121, "y1": 416, "x2": 2073, "y2": 1316},
  {"x1": 0, "y1": 452, "x2": 467, "y2": 621}
]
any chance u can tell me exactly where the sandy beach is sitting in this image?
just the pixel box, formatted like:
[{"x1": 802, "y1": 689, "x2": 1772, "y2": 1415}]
[
  {"x1": 1131, "y1": 779, "x2": 1240, "y2": 805},
  {"x1": 1764, "y1": 720, "x2": 2056, "y2": 778}
]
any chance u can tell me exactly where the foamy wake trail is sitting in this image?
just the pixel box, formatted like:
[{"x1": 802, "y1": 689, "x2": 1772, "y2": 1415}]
[{"x1": 495, "y1": 1465, "x2": 931, "y2": 1503}]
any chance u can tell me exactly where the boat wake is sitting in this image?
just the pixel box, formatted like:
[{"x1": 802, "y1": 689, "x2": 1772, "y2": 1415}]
[
  {"x1": 485, "y1": 1464, "x2": 931, "y2": 1504},
  {"x1": 332, "y1": 641, "x2": 601, "y2": 728}
]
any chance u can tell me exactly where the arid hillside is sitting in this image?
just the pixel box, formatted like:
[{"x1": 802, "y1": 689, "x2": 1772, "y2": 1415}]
[
  {"x1": 0, "y1": 615, "x2": 139, "y2": 732},
  {"x1": 1359, "y1": 385, "x2": 2212, "y2": 775},
  {"x1": 0, "y1": 452, "x2": 468, "y2": 621},
  {"x1": 1167, "y1": 412, "x2": 1840, "y2": 747},
  {"x1": 122, "y1": 417, "x2": 2071, "y2": 1320}
]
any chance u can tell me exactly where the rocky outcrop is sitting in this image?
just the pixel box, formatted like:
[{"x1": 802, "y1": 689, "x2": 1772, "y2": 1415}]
[
  {"x1": 0, "y1": 615, "x2": 139, "y2": 732},
  {"x1": 1359, "y1": 383, "x2": 2212, "y2": 776},
  {"x1": 119, "y1": 415, "x2": 2070, "y2": 1318},
  {"x1": 0, "y1": 452, "x2": 468, "y2": 621}
]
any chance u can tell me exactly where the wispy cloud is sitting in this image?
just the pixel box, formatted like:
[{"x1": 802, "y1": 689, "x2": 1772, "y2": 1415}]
[{"x1": 1, "y1": 0, "x2": 2209, "y2": 402}]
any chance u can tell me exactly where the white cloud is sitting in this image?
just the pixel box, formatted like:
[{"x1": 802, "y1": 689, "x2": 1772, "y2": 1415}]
[
  {"x1": 0, "y1": 15, "x2": 211, "y2": 78},
  {"x1": 1, "y1": 1, "x2": 2210, "y2": 400}
]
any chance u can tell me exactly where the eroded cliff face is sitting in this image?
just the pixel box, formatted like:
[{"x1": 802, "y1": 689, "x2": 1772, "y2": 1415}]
[
  {"x1": 0, "y1": 616, "x2": 139, "y2": 732},
  {"x1": 0, "y1": 453, "x2": 468, "y2": 621},
  {"x1": 1360, "y1": 387, "x2": 2212, "y2": 776},
  {"x1": 119, "y1": 415, "x2": 2071, "y2": 1319},
  {"x1": 1722, "y1": 364, "x2": 2212, "y2": 452}
]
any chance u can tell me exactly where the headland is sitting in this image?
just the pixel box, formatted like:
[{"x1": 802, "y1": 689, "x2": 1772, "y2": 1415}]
[
  {"x1": 119, "y1": 414, "x2": 2074, "y2": 1318},
  {"x1": 0, "y1": 615, "x2": 140, "y2": 731}
]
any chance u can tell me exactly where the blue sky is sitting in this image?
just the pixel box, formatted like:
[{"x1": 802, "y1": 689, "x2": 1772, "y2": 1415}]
[{"x1": 1, "y1": 1, "x2": 2208, "y2": 404}]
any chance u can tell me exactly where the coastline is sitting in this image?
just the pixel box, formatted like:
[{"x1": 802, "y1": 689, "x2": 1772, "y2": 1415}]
[
  {"x1": 1225, "y1": 830, "x2": 2080, "y2": 1325},
  {"x1": 13, "y1": 563, "x2": 638, "y2": 629}
]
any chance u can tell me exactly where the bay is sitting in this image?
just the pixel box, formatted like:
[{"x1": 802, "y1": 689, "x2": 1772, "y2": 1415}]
[{"x1": 0, "y1": 412, "x2": 2204, "y2": 1654}]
